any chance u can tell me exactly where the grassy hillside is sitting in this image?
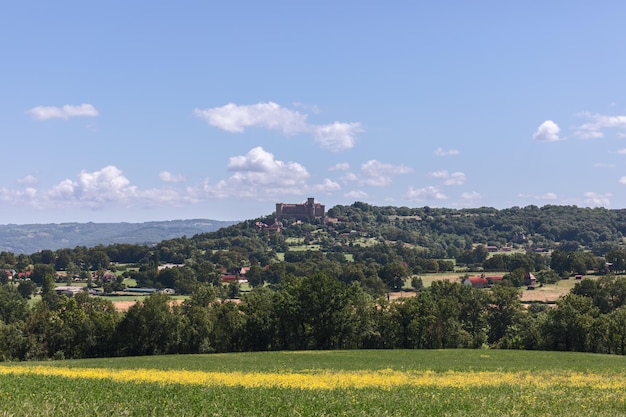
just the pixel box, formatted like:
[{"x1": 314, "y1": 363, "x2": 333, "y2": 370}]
[{"x1": 2, "y1": 350, "x2": 626, "y2": 416}]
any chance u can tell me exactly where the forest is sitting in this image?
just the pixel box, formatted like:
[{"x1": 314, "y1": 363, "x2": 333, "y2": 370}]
[{"x1": 3, "y1": 203, "x2": 626, "y2": 360}]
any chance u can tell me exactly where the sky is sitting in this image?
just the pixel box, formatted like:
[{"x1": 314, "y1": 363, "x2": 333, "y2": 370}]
[{"x1": 3, "y1": 1, "x2": 626, "y2": 224}]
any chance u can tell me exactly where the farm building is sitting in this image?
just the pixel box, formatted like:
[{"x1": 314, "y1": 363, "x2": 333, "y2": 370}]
[
  {"x1": 464, "y1": 276, "x2": 489, "y2": 288},
  {"x1": 55, "y1": 286, "x2": 85, "y2": 297},
  {"x1": 464, "y1": 274, "x2": 504, "y2": 288},
  {"x1": 524, "y1": 272, "x2": 537, "y2": 288}
]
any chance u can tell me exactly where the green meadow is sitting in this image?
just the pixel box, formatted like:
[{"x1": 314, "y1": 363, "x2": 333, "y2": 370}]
[{"x1": 2, "y1": 350, "x2": 626, "y2": 416}]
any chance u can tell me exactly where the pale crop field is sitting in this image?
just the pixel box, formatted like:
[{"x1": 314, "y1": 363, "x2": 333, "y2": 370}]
[{"x1": 1, "y1": 350, "x2": 625, "y2": 416}]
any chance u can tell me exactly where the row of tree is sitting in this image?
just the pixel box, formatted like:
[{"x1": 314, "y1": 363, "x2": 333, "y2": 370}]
[{"x1": 4, "y1": 274, "x2": 626, "y2": 360}]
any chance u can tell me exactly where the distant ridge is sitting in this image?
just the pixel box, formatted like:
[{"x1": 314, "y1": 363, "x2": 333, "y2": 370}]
[{"x1": 0, "y1": 219, "x2": 239, "y2": 254}]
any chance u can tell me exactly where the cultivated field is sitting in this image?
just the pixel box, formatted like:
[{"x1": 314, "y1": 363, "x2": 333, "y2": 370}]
[{"x1": 1, "y1": 350, "x2": 626, "y2": 416}]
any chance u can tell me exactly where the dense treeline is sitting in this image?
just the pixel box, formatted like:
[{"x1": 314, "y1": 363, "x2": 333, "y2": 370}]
[
  {"x1": 5, "y1": 275, "x2": 626, "y2": 360},
  {"x1": 3, "y1": 203, "x2": 626, "y2": 360}
]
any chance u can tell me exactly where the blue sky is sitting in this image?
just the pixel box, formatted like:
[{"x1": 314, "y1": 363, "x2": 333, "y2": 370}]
[{"x1": 3, "y1": 1, "x2": 626, "y2": 224}]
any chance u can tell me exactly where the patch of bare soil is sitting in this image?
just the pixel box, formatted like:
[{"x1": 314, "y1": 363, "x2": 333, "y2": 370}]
[
  {"x1": 519, "y1": 286, "x2": 568, "y2": 303},
  {"x1": 112, "y1": 299, "x2": 185, "y2": 312},
  {"x1": 388, "y1": 291, "x2": 417, "y2": 300}
]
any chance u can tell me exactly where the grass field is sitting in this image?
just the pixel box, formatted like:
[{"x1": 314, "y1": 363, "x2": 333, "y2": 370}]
[{"x1": 1, "y1": 350, "x2": 626, "y2": 416}]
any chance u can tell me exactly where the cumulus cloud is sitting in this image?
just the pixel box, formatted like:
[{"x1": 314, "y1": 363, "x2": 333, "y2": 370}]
[
  {"x1": 47, "y1": 166, "x2": 137, "y2": 206},
  {"x1": 434, "y1": 147, "x2": 460, "y2": 156},
  {"x1": 330, "y1": 162, "x2": 350, "y2": 171},
  {"x1": 584, "y1": 192, "x2": 611, "y2": 206},
  {"x1": 619, "y1": 177, "x2": 626, "y2": 185},
  {"x1": 460, "y1": 191, "x2": 482, "y2": 201},
  {"x1": 429, "y1": 170, "x2": 466, "y2": 186},
  {"x1": 518, "y1": 192, "x2": 558, "y2": 201},
  {"x1": 17, "y1": 175, "x2": 38, "y2": 185},
  {"x1": 340, "y1": 172, "x2": 359, "y2": 183},
  {"x1": 312, "y1": 122, "x2": 363, "y2": 151},
  {"x1": 18, "y1": 166, "x2": 183, "y2": 210},
  {"x1": 26, "y1": 104, "x2": 99, "y2": 121},
  {"x1": 345, "y1": 190, "x2": 368, "y2": 199},
  {"x1": 194, "y1": 102, "x2": 308, "y2": 134},
  {"x1": 406, "y1": 186, "x2": 447, "y2": 202},
  {"x1": 0, "y1": 187, "x2": 38, "y2": 205},
  {"x1": 312, "y1": 179, "x2": 341, "y2": 193},
  {"x1": 575, "y1": 113, "x2": 626, "y2": 139},
  {"x1": 159, "y1": 171, "x2": 186, "y2": 183},
  {"x1": 1, "y1": 156, "x2": 317, "y2": 212},
  {"x1": 615, "y1": 149, "x2": 626, "y2": 155},
  {"x1": 194, "y1": 102, "x2": 363, "y2": 151},
  {"x1": 347, "y1": 160, "x2": 412, "y2": 187},
  {"x1": 533, "y1": 120, "x2": 562, "y2": 142},
  {"x1": 198, "y1": 147, "x2": 310, "y2": 198}
]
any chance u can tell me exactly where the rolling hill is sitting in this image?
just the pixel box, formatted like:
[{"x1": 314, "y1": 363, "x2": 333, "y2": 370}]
[{"x1": 0, "y1": 219, "x2": 238, "y2": 254}]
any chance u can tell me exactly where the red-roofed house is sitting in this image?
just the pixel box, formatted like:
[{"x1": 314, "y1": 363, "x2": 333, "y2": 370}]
[{"x1": 464, "y1": 276, "x2": 489, "y2": 288}]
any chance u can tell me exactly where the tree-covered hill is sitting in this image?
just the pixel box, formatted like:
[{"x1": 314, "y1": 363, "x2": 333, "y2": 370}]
[
  {"x1": 0, "y1": 219, "x2": 238, "y2": 254},
  {"x1": 4, "y1": 203, "x2": 626, "y2": 361}
]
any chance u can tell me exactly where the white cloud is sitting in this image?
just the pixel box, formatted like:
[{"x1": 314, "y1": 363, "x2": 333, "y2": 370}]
[
  {"x1": 429, "y1": 170, "x2": 466, "y2": 186},
  {"x1": 198, "y1": 147, "x2": 310, "y2": 199},
  {"x1": 312, "y1": 179, "x2": 341, "y2": 193},
  {"x1": 541, "y1": 192, "x2": 558, "y2": 200},
  {"x1": 345, "y1": 190, "x2": 368, "y2": 199},
  {"x1": 340, "y1": 172, "x2": 359, "y2": 183},
  {"x1": 4, "y1": 158, "x2": 328, "y2": 212},
  {"x1": 434, "y1": 147, "x2": 460, "y2": 156},
  {"x1": 33, "y1": 166, "x2": 183, "y2": 209},
  {"x1": 313, "y1": 122, "x2": 363, "y2": 151},
  {"x1": 17, "y1": 175, "x2": 38, "y2": 185},
  {"x1": 575, "y1": 113, "x2": 626, "y2": 139},
  {"x1": 533, "y1": 120, "x2": 562, "y2": 142},
  {"x1": 358, "y1": 160, "x2": 412, "y2": 187},
  {"x1": 159, "y1": 171, "x2": 186, "y2": 183},
  {"x1": 615, "y1": 149, "x2": 626, "y2": 155},
  {"x1": 194, "y1": 102, "x2": 362, "y2": 151},
  {"x1": 584, "y1": 192, "x2": 611, "y2": 207},
  {"x1": 518, "y1": 192, "x2": 558, "y2": 201},
  {"x1": 193, "y1": 102, "x2": 308, "y2": 134},
  {"x1": 595, "y1": 162, "x2": 615, "y2": 168},
  {"x1": 0, "y1": 187, "x2": 38, "y2": 205},
  {"x1": 330, "y1": 162, "x2": 350, "y2": 171},
  {"x1": 619, "y1": 177, "x2": 626, "y2": 185},
  {"x1": 47, "y1": 166, "x2": 137, "y2": 206},
  {"x1": 406, "y1": 186, "x2": 447, "y2": 202},
  {"x1": 26, "y1": 104, "x2": 99, "y2": 121},
  {"x1": 460, "y1": 191, "x2": 482, "y2": 201}
]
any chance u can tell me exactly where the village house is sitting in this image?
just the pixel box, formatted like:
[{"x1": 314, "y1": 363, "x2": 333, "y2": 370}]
[
  {"x1": 524, "y1": 272, "x2": 537, "y2": 288},
  {"x1": 463, "y1": 274, "x2": 504, "y2": 288}
]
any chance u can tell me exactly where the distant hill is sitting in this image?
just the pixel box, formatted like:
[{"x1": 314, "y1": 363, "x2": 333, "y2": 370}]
[{"x1": 0, "y1": 219, "x2": 239, "y2": 254}]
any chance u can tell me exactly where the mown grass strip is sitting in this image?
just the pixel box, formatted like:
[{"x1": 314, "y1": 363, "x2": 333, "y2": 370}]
[{"x1": 2, "y1": 366, "x2": 626, "y2": 391}]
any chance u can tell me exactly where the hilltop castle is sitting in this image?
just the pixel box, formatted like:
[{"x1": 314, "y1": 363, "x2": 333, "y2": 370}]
[{"x1": 275, "y1": 197, "x2": 325, "y2": 221}]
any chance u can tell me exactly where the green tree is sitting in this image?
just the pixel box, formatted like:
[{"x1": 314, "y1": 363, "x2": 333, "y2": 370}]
[
  {"x1": 0, "y1": 284, "x2": 29, "y2": 324},
  {"x1": 17, "y1": 280, "x2": 37, "y2": 299},
  {"x1": 379, "y1": 261, "x2": 409, "y2": 292},
  {"x1": 116, "y1": 293, "x2": 182, "y2": 356},
  {"x1": 487, "y1": 284, "x2": 523, "y2": 345},
  {"x1": 30, "y1": 263, "x2": 56, "y2": 285}
]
